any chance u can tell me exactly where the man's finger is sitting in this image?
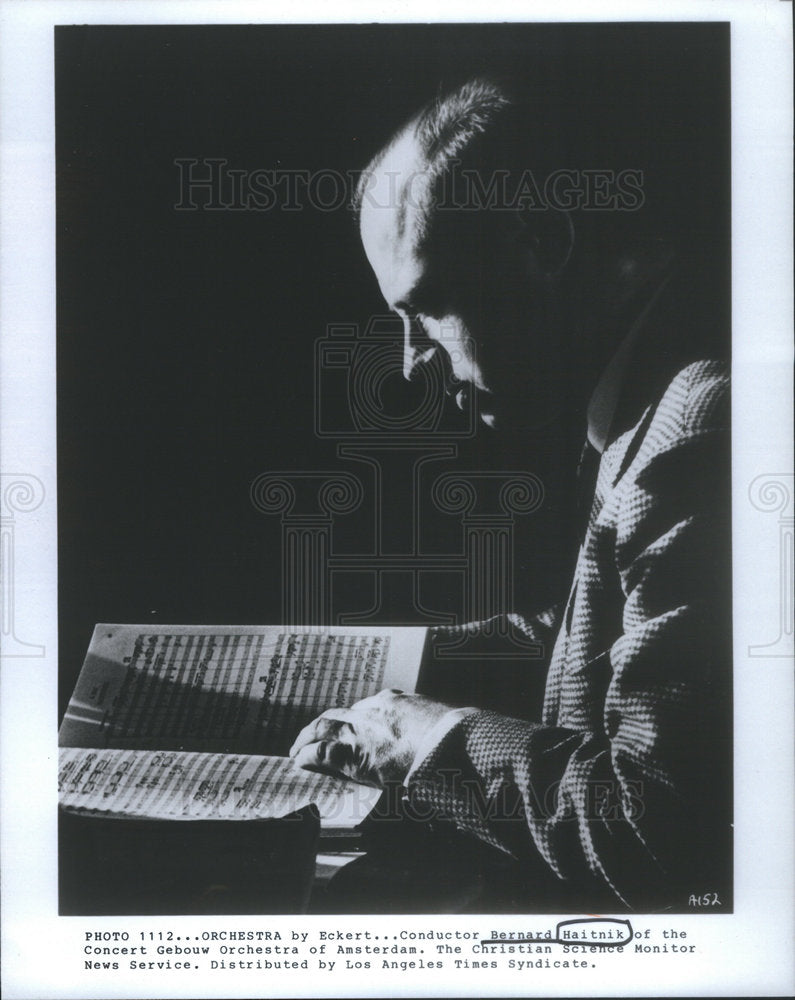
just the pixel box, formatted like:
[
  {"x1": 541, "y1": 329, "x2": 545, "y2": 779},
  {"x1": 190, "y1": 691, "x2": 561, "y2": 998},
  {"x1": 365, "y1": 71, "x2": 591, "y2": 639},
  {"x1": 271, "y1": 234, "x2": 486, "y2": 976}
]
[
  {"x1": 288, "y1": 708, "x2": 356, "y2": 758},
  {"x1": 292, "y1": 740, "x2": 333, "y2": 773},
  {"x1": 292, "y1": 736, "x2": 357, "y2": 777}
]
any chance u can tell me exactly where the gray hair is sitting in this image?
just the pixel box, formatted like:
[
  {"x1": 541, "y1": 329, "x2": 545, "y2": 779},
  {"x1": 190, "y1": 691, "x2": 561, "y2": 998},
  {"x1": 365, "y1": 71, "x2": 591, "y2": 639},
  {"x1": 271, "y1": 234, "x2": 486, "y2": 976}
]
[{"x1": 351, "y1": 78, "x2": 513, "y2": 220}]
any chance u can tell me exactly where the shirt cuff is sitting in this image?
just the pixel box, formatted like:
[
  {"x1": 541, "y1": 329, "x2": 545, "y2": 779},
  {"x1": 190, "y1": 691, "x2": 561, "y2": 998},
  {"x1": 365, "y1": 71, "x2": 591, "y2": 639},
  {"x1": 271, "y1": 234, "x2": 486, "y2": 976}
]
[{"x1": 406, "y1": 707, "x2": 479, "y2": 781}]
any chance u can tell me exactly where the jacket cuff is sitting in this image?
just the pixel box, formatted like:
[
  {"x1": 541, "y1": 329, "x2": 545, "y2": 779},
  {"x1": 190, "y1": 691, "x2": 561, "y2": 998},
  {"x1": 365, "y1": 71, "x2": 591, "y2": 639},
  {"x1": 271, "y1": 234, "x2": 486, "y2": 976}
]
[{"x1": 406, "y1": 707, "x2": 479, "y2": 781}]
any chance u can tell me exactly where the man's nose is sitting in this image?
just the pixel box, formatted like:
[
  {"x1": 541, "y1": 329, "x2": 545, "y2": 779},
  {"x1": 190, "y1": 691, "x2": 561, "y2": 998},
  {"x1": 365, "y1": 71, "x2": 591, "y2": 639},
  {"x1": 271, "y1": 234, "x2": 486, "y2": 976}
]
[{"x1": 402, "y1": 315, "x2": 436, "y2": 381}]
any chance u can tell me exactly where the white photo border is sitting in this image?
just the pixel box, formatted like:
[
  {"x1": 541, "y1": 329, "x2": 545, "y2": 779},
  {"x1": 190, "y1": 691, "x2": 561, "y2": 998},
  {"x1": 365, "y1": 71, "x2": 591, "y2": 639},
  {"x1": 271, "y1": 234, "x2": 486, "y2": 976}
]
[{"x1": 1, "y1": 1, "x2": 792, "y2": 998}]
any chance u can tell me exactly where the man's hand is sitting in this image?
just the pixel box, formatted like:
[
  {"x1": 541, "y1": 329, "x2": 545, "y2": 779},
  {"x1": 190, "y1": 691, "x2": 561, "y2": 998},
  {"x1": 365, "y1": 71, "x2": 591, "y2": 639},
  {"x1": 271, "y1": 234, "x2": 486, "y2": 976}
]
[{"x1": 289, "y1": 689, "x2": 452, "y2": 787}]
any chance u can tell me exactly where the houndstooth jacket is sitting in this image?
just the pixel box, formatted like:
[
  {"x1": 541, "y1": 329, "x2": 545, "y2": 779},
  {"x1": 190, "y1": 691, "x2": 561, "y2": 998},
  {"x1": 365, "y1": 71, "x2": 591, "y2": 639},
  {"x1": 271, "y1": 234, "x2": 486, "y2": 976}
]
[{"x1": 408, "y1": 357, "x2": 731, "y2": 910}]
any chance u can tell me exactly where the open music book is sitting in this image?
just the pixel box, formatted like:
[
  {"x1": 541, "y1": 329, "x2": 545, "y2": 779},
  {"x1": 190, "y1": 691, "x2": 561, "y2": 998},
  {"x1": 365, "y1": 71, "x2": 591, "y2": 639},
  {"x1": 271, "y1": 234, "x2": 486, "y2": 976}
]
[{"x1": 58, "y1": 624, "x2": 428, "y2": 830}]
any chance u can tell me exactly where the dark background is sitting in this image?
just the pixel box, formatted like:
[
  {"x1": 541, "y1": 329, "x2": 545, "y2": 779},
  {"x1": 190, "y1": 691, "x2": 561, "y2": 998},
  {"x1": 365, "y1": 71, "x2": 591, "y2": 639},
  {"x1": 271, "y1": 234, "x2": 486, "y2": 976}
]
[{"x1": 56, "y1": 23, "x2": 730, "y2": 717}]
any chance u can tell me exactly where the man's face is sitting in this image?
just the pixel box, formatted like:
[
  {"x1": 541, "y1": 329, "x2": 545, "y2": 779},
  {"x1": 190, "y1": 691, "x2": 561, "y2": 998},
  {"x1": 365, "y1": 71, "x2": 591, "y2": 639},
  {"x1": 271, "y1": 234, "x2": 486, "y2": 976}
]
[{"x1": 359, "y1": 133, "x2": 564, "y2": 432}]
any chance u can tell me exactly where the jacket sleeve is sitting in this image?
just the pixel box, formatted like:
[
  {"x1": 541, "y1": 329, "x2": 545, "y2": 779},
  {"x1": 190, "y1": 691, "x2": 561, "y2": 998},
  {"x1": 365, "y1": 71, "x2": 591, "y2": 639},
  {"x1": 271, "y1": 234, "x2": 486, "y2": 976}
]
[
  {"x1": 407, "y1": 368, "x2": 731, "y2": 908},
  {"x1": 428, "y1": 605, "x2": 563, "y2": 659}
]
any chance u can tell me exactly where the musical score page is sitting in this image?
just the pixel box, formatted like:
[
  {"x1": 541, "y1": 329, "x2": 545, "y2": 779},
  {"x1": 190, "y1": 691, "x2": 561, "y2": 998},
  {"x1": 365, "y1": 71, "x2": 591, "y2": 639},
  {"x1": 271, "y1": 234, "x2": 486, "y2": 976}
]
[
  {"x1": 59, "y1": 624, "x2": 427, "y2": 756},
  {"x1": 58, "y1": 746, "x2": 382, "y2": 826}
]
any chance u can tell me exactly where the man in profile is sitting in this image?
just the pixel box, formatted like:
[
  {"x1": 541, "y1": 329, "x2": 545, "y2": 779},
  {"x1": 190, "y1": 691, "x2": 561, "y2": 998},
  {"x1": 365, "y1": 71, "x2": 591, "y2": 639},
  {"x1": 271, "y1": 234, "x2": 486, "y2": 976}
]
[{"x1": 291, "y1": 79, "x2": 731, "y2": 912}]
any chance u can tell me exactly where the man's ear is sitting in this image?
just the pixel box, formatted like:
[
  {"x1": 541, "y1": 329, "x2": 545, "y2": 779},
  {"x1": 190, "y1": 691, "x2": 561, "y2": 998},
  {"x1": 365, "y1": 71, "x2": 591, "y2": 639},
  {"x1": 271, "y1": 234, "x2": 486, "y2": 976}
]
[{"x1": 514, "y1": 208, "x2": 575, "y2": 280}]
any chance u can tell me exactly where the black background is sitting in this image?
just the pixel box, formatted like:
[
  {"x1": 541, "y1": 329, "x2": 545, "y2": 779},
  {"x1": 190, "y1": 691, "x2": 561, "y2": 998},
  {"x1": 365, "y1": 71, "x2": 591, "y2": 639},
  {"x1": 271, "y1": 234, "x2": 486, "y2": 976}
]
[{"x1": 56, "y1": 23, "x2": 730, "y2": 716}]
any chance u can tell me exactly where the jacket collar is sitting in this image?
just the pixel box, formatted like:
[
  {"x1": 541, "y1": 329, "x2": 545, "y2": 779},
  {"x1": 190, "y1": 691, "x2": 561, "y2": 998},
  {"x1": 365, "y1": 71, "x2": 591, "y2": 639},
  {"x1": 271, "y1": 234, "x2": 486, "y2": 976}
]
[{"x1": 586, "y1": 270, "x2": 675, "y2": 453}]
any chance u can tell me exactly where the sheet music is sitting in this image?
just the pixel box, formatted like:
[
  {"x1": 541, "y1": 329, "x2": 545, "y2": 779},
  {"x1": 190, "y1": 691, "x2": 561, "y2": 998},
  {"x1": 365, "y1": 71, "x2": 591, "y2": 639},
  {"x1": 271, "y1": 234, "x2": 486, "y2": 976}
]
[
  {"x1": 58, "y1": 746, "x2": 381, "y2": 826},
  {"x1": 59, "y1": 624, "x2": 426, "y2": 755}
]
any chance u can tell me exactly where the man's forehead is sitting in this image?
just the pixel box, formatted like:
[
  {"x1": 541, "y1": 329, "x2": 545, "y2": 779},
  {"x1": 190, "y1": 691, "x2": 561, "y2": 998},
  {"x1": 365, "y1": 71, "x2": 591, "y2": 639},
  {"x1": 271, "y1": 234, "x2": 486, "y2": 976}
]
[
  {"x1": 364, "y1": 130, "x2": 428, "y2": 224},
  {"x1": 359, "y1": 131, "x2": 430, "y2": 305}
]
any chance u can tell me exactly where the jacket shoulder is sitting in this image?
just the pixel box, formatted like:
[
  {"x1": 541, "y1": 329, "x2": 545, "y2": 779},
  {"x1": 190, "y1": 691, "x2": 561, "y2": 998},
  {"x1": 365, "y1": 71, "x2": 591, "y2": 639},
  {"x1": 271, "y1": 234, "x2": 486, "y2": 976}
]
[
  {"x1": 600, "y1": 360, "x2": 729, "y2": 490},
  {"x1": 644, "y1": 359, "x2": 729, "y2": 453}
]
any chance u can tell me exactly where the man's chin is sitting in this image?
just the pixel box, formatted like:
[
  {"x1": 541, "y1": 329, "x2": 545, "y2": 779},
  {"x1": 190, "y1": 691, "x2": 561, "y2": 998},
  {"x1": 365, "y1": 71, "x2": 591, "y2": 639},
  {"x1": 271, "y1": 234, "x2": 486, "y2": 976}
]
[
  {"x1": 453, "y1": 384, "x2": 496, "y2": 427},
  {"x1": 479, "y1": 410, "x2": 496, "y2": 429}
]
